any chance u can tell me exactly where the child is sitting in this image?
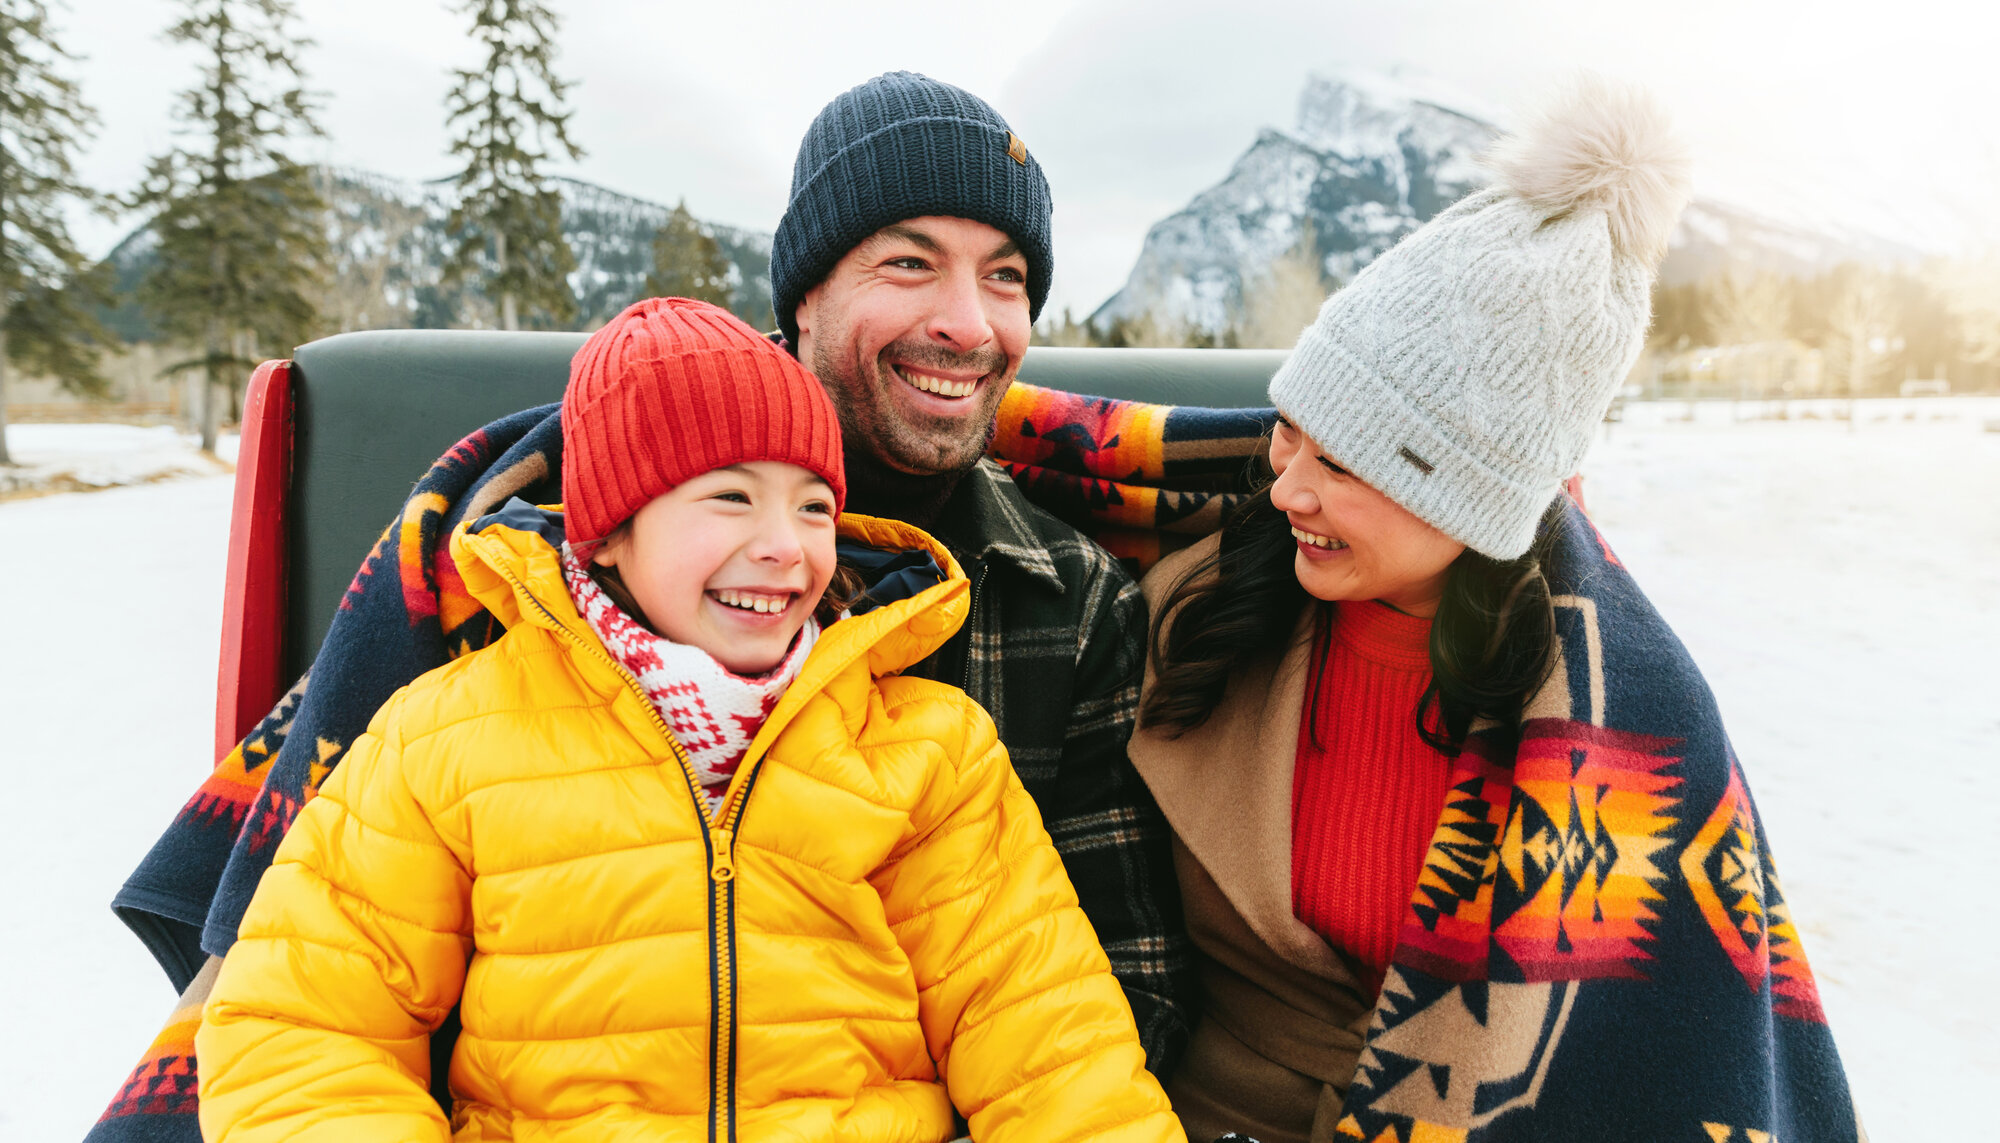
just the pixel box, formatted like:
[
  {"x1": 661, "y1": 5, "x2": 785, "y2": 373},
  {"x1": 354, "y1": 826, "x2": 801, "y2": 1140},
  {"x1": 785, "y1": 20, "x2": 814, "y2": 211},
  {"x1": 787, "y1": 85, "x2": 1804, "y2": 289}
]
[{"x1": 195, "y1": 298, "x2": 1183, "y2": 1143}]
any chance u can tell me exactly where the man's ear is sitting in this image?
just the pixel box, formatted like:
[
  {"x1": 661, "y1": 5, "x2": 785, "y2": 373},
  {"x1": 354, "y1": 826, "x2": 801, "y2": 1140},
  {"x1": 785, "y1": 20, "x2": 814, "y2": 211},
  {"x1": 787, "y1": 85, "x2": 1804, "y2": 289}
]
[{"x1": 793, "y1": 286, "x2": 817, "y2": 353}]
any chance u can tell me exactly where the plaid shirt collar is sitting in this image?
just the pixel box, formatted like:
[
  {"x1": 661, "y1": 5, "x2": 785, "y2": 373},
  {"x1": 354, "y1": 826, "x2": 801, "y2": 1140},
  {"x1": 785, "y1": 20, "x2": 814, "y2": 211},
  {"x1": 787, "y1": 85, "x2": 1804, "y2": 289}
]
[{"x1": 935, "y1": 459, "x2": 1067, "y2": 595}]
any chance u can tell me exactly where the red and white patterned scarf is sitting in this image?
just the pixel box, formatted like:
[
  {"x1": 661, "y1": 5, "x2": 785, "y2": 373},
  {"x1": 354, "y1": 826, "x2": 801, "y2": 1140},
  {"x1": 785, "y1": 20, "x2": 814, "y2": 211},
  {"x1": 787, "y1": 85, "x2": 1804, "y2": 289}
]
[{"x1": 561, "y1": 546, "x2": 818, "y2": 818}]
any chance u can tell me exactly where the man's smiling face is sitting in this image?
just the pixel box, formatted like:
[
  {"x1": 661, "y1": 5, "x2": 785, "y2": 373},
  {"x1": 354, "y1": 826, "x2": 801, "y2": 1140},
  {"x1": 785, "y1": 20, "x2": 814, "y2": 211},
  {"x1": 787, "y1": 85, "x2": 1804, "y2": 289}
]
[{"x1": 793, "y1": 216, "x2": 1032, "y2": 476}]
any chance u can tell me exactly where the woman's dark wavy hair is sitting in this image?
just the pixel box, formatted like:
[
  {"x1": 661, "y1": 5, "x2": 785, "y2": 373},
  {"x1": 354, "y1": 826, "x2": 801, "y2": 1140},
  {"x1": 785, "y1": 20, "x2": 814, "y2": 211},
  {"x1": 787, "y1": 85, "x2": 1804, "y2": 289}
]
[{"x1": 1141, "y1": 472, "x2": 1565, "y2": 755}]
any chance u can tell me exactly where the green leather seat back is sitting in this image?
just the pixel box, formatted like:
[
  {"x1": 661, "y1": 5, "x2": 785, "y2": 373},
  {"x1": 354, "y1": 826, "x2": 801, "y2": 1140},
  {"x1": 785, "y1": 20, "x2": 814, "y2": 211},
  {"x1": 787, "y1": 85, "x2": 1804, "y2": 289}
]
[{"x1": 283, "y1": 331, "x2": 1285, "y2": 678}]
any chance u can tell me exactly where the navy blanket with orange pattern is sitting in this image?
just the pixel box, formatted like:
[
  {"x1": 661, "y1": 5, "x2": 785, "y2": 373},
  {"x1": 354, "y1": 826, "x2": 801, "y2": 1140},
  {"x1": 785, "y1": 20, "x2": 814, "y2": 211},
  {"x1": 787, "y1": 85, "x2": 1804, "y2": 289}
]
[{"x1": 87, "y1": 382, "x2": 1857, "y2": 1143}]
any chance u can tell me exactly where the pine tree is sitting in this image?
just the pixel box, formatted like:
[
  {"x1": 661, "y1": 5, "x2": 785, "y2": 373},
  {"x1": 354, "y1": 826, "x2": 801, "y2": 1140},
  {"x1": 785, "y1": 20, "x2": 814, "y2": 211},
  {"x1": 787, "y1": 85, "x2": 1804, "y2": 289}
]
[
  {"x1": 134, "y1": 0, "x2": 328, "y2": 453},
  {"x1": 0, "y1": 0, "x2": 112, "y2": 466},
  {"x1": 443, "y1": 0, "x2": 583, "y2": 331},
  {"x1": 643, "y1": 199, "x2": 733, "y2": 309}
]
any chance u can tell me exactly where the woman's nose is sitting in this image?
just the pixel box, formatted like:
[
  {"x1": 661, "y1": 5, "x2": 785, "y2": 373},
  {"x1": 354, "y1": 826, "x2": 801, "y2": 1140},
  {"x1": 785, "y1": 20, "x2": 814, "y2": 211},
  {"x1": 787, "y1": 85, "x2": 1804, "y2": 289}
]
[{"x1": 1268, "y1": 450, "x2": 1316, "y2": 515}]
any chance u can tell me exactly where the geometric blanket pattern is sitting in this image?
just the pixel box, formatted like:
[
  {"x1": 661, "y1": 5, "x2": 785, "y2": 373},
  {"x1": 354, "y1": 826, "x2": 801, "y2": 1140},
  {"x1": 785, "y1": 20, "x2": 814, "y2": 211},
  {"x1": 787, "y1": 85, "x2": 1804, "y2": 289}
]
[
  {"x1": 1338, "y1": 517, "x2": 1857, "y2": 1143},
  {"x1": 89, "y1": 383, "x2": 1858, "y2": 1142}
]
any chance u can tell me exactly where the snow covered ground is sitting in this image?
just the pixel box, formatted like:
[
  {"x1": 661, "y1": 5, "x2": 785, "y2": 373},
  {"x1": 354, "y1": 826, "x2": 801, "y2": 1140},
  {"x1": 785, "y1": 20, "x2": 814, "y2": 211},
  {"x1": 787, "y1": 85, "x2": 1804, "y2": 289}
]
[
  {"x1": 0, "y1": 423, "x2": 237, "y2": 499},
  {"x1": 1582, "y1": 396, "x2": 2000, "y2": 1140},
  {"x1": 3, "y1": 401, "x2": 1995, "y2": 1141},
  {"x1": 1, "y1": 464, "x2": 233, "y2": 1143}
]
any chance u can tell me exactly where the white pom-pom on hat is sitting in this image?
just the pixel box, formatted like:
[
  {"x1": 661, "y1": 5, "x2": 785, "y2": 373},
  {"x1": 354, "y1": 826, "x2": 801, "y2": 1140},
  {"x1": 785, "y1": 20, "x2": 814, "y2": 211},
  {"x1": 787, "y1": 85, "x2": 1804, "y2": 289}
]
[{"x1": 1486, "y1": 73, "x2": 1692, "y2": 265}]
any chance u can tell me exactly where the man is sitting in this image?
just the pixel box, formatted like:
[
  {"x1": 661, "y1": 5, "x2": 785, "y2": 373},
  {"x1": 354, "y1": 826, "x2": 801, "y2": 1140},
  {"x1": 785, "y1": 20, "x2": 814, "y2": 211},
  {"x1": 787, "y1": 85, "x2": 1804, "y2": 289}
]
[
  {"x1": 89, "y1": 71, "x2": 1190, "y2": 1141},
  {"x1": 772, "y1": 71, "x2": 1191, "y2": 1072}
]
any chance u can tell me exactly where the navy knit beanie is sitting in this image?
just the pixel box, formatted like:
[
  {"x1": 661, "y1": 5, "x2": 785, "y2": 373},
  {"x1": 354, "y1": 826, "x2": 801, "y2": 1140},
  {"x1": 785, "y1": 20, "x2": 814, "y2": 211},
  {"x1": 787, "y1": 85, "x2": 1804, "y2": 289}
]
[{"x1": 771, "y1": 71, "x2": 1054, "y2": 345}]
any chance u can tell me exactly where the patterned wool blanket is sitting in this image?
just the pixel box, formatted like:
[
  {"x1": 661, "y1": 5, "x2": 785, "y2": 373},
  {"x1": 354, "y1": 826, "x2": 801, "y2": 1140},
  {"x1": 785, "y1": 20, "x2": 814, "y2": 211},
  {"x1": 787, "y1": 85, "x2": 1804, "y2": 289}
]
[
  {"x1": 87, "y1": 383, "x2": 1855, "y2": 1143},
  {"x1": 1331, "y1": 501, "x2": 1854, "y2": 1142},
  {"x1": 87, "y1": 383, "x2": 1267, "y2": 1141}
]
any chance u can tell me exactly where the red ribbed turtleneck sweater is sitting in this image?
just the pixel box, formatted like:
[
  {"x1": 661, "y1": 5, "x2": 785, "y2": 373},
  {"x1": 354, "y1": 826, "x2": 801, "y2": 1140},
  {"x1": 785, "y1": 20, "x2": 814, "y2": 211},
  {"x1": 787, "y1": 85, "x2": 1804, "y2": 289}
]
[{"x1": 1291, "y1": 598, "x2": 1452, "y2": 980}]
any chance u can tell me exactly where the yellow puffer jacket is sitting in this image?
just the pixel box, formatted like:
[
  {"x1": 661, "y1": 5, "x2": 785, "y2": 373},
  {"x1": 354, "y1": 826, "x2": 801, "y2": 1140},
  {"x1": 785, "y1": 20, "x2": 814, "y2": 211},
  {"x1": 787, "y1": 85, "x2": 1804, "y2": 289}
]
[{"x1": 197, "y1": 508, "x2": 1181, "y2": 1143}]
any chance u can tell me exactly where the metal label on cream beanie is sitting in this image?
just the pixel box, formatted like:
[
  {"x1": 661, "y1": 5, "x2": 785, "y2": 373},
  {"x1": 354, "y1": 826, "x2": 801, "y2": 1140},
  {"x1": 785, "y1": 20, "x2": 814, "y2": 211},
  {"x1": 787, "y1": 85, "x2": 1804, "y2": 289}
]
[{"x1": 1267, "y1": 76, "x2": 1692, "y2": 560}]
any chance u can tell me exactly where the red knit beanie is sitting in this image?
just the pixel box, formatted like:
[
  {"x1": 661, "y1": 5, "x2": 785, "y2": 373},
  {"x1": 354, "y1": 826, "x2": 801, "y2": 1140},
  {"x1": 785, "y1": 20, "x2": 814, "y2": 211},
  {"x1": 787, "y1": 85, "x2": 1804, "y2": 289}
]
[{"x1": 561, "y1": 297, "x2": 845, "y2": 548}]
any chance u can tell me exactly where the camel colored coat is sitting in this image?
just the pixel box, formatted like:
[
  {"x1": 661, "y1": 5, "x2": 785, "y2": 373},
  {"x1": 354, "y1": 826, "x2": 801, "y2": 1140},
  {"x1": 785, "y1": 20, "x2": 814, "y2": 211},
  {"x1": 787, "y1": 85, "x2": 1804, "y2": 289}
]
[{"x1": 1128, "y1": 536, "x2": 1375, "y2": 1143}]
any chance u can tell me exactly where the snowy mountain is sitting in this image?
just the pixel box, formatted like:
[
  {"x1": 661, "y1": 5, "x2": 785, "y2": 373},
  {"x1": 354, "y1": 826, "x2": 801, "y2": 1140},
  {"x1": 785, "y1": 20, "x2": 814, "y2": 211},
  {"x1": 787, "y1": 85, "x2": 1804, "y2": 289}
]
[
  {"x1": 101, "y1": 171, "x2": 774, "y2": 341},
  {"x1": 1093, "y1": 73, "x2": 1918, "y2": 335},
  {"x1": 1662, "y1": 197, "x2": 1917, "y2": 285}
]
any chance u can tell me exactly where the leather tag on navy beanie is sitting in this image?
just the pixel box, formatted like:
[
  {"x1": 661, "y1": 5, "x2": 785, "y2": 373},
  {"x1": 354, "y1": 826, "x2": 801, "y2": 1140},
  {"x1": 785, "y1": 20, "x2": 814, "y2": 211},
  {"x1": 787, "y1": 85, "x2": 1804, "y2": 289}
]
[{"x1": 1007, "y1": 132, "x2": 1028, "y2": 164}]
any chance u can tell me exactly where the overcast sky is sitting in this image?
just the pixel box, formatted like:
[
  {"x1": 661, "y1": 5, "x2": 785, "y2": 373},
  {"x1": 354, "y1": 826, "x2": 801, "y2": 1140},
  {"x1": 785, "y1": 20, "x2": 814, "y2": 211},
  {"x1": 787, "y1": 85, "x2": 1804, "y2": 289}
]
[{"x1": 61, "y1": 0, "x2": 2000, "y2": 319}]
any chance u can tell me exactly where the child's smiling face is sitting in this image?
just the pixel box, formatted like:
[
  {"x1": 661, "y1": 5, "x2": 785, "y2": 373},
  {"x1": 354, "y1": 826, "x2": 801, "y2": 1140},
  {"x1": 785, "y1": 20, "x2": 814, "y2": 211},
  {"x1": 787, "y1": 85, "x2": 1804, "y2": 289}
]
[{"x1": 591, "y1": 461, "x2": 839, "y2": 675}]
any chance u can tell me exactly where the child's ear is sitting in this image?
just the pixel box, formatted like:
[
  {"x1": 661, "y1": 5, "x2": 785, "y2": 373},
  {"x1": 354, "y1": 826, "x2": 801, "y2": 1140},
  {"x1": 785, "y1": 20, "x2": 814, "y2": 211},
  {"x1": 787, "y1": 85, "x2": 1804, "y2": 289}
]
[{"x1": 588, "y1": 530, "x2": 626, "y2": 569}]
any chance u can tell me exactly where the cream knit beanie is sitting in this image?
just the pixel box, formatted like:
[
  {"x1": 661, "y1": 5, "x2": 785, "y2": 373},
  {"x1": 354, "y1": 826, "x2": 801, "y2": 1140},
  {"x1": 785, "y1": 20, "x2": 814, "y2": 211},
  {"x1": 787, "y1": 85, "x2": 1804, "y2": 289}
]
[{"x1": 1267, "y1": 76, "x2": 1693, "y2": 559}]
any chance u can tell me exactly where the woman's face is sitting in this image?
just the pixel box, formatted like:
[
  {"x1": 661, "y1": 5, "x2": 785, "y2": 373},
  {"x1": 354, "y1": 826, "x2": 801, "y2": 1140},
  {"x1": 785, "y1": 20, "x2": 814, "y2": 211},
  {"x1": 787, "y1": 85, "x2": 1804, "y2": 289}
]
[{"x1": 1268, "y1": 414, "x2": 1466, "y2": 617}]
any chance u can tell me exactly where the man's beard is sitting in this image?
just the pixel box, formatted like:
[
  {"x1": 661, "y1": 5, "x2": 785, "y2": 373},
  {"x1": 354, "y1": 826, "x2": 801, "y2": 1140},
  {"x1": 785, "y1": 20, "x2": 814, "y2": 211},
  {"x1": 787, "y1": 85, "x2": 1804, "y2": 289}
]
[{"x1": 812, "y1": 334, "x2": 1012, "y2": 477}]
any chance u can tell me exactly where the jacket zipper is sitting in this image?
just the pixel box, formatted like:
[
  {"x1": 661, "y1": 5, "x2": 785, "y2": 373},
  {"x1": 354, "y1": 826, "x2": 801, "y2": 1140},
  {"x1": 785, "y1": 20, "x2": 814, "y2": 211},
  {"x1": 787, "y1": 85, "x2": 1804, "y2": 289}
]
[
  {"x1": 960, "y1": 561, "x2": 990, "y2": 691},
  {"x1": 488, "y1": 551, "x2": 759, "y2": 1143}
]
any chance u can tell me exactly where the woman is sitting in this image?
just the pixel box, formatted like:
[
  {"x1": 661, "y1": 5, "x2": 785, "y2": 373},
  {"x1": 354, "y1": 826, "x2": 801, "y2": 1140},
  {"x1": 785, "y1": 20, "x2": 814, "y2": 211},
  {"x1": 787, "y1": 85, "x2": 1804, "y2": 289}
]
[{"x1": 1132, "y1": 80, "x2": 1859, "y2": 1143}]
